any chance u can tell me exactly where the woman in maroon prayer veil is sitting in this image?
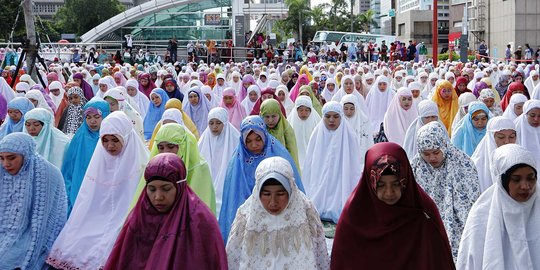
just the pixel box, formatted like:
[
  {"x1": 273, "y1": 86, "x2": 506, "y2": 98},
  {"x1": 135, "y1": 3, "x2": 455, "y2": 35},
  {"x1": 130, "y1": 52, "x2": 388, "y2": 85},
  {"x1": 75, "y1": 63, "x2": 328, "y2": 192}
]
[
  {"x1": 249, "y1": 87, "x2": 287, "y2": 116},
  {"x1": 331, "y1": 142, "x2": 455, "y2": 270},
  {"x1": 103, "y1": 153, "x2": 228, "y2": 270}
]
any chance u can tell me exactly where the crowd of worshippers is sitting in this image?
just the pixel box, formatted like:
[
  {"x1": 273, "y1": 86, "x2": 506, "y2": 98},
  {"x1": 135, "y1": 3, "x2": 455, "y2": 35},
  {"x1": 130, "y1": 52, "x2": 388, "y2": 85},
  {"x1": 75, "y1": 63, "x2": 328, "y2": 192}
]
[{"x1": 0, "y1": 55, "x2": 539, "y2": 269}]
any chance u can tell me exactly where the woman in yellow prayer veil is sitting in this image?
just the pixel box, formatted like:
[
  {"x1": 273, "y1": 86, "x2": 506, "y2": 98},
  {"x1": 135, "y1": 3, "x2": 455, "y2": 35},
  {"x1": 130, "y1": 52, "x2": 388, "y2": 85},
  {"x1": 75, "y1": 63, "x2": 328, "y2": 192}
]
[
  {"x1": 148, "y1": 98, "x2": 200, "y2": 149},
  {"x1": 432, "y1": 80, "x2": 459, "y2": 136}
]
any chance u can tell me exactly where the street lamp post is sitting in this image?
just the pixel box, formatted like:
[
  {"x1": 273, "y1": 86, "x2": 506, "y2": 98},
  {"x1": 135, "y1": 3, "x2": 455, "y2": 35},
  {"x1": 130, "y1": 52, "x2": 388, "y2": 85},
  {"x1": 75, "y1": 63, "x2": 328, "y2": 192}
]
[{"x1": 433, "y1": 0, "x2": 438, "y2": 62}]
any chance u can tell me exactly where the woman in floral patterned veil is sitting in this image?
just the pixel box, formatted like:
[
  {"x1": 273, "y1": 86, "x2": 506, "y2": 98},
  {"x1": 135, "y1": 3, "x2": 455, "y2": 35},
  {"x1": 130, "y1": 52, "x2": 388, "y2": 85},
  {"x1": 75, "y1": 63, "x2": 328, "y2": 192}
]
[{"x1": 226, "y1": 156, "x2": 328, "y2": 269}]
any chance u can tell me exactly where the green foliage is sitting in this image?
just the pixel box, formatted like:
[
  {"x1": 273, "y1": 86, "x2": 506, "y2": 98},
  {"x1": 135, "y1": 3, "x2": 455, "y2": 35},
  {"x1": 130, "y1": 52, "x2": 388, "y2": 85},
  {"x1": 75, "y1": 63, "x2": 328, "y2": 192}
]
[
  {"x1": 54, "y1": 0, "x2": 125, "y2": 36},
  {"x1": 0, "y1": 0, "x2": 25, "y2": 42},
  {"x1": 274, "y1": 0, "x2": 378, "y2": 45}
]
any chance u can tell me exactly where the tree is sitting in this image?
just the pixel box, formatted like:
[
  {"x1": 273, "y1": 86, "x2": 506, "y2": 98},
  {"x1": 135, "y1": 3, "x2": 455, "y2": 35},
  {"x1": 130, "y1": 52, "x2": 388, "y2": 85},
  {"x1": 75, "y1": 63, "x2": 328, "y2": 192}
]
[
  {"x1": 280, "y1": 0, "x2": 311, "y2": 45},
  {"x1": 54, "y1": 0, "x2": 125, "y2": 36},
  {"x1": 357, "y1": 9, "x2": 377, "y2": 33},
  {"x1": 0, "y1": 0, "x2": 26, "y2": 42}
]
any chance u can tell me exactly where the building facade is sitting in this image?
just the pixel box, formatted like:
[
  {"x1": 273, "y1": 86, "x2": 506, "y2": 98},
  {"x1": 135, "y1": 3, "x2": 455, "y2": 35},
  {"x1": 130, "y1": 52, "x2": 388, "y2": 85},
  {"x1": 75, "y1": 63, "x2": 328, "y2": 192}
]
[{"x1": 34, "y1": 0, "x2": 135, "y2": 20}]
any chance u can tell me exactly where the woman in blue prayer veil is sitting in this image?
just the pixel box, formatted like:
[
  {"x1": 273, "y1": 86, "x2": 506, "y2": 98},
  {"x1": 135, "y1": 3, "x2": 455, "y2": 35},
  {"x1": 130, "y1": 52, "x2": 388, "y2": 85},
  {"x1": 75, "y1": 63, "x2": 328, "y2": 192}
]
[
  {"x1": 143, "y1": 88, "x2": 169, "y2": 140},
  {"x1": 218, "y1": 115, "x2": 304, "y2": 240},
  {"x1": 61, "y1": 99, "x2": 111, "y2": 214},
  {"x1": 451, "y1": 101, "x2": 490, "y2": 156},
  {"x1": 0, "y1": 97, "x2": 34, "y2": 139},
  {"x1": 0, "y1": 132, "x2": 67, "y2": 269}
]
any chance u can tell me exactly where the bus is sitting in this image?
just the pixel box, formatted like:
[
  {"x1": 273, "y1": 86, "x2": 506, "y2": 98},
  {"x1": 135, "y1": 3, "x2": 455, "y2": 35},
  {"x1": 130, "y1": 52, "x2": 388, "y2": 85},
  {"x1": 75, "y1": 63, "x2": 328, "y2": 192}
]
[{"x1": 312, "y1": 31, "x2": 396, "y2": 49}]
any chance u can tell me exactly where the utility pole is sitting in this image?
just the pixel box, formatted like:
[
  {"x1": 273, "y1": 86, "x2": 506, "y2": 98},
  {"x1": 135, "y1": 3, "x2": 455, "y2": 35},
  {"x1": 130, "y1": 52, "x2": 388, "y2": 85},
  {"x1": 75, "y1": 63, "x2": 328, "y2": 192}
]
[
  {"x1": 22, "y1": 0, "x2": 39, "y2": 83},
  {"x1": 432, "y1": 0, "x2": 438, "y2": 62}
]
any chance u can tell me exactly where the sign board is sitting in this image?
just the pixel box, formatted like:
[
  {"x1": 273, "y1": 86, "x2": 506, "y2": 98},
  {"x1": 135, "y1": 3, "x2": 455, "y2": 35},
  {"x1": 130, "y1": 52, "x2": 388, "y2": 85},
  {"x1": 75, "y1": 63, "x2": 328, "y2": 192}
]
[
  {"x1": 388, "y1": 9, "x2": 395, "y2": 17},
  {"x1": 61, "y1": 34, "x2": 76, "y2": 40},
  {"x1": 269, "y1": 33, "x2": 277, "y2": 39},
  {"x1": 234, "y1": 15, "x2": 245, "y2": 47},
  {"x1": 204, "y1": 14, "x2": 221, "y2": 26}
]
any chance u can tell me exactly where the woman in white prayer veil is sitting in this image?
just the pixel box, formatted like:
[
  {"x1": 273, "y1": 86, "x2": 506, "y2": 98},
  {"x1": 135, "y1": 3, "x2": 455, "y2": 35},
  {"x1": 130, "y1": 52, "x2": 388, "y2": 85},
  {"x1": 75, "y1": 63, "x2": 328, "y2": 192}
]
[
  {"x1": 422, "y1": 72, "x2": 439, "y2": 98},
  {"x1": 340, "y1": 94, "x2": 373, "y2": 155},
  {"x1": 46, "y1": 111, "x2": 149, "y2": 269},
  {"x1": 403, "y1": 100, "x2": 440, "y2": 159},
  {"x1": 331, "y1": 76, "x2": 368, "y2": 114},
  {"x1": 451, "y1": 92, "x2": 477, "y2": 138},
  {"x1": 288, "y1": 96, "x2": 321, "y2": 167},
  {"x1": 228, "y1": 71, "x2": 243, "y2": 98},
  {"x1": 457, "y1": 144, "x2": 539, "y2": 270},
  {"x1": 514, "y1": 99, "x2": 540, "y2": 166},
  {"x1": 276, "y1": 84, "x2": 295, "y2": 116},
  {"x1": 362, "y1": 73, "x2": 375, "y2": 96},
  {"x1": 524, "y1": 70, "x2": 539, "y2": 94},
  {"x1": 365, "y1": 75, "x2": 395, "y2": 134},
  {"x1": 502, "y1": 93, "x2": 527, "y2": 121},
  {"x1": 471, "y1": 116, "x2": 518, "y2": 193},
  {"x1": 240, "y1": 84, "x2": 260, "y2": 115},
  {"x1": 198, "y1": 107, "x2": 239, "y2": 216},
  {"x1": 302, "y1": 101, "x2": 363, "y2": 223},
  {"x1": 533, "y1": 80, "x2": 540, "y2": 100},
  {"x1": 226, "y1": 156, "x2": 330, "y2": 270},
  {"x1": 383, "y1": 87, "x2": 419, "y2": 146},
  {"x1": 321, "y1": 77, "x2": 337, "y2": 102},
  {"x1": 125, "y1": 78, "x2": 150, "y2": 119}
]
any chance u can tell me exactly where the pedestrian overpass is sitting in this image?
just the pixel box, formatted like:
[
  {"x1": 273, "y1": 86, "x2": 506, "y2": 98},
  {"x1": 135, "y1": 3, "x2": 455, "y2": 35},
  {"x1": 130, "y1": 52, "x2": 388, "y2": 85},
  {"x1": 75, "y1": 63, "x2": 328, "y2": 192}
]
[{"x1": 80, "y1": 0, "x2": 288, "y2": 46}]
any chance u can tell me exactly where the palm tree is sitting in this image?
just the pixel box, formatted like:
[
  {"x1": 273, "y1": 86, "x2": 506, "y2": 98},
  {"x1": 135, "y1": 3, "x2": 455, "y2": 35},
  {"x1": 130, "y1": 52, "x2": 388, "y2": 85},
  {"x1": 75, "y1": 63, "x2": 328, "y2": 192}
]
[
  {"x1": 358, "y1": 9, "x2": 377, "y2": 33},
  {"x1": 284, "y1": 0, "x2": 311, "y2": 44}
]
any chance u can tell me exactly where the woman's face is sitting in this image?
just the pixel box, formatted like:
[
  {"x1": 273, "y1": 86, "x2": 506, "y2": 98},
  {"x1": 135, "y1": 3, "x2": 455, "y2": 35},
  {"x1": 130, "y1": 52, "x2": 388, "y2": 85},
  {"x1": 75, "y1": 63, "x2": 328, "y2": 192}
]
[
  {"x1": 457, "y1": 83, "x2": 467, "y2": 91},
  {"x1": 7, "y1": 109, "x2": 22, "y2": 122},
  {"x1": 223, "y1": 95, "x2": 234, "y2": 106},
  {"x1": 297, "y1": 106, "x2": 311, "y2": 120},
  {"x1": 68, "y1": 94, "x2": 81, "y2": 105},
  {"x1": 277, "y1": 91, "x2": 286, "y2": 102},
  {"x1": 421, "y1": 115, "x2": 438, "y2": 125},
  {"x1": 245, "y1": 131, "x2": 265, "y2": 154},
  {"x1": 101, "y1": 134, "x2": 123, "y2": 156},
  {"x1": 343, "y1": 103, "x2": 355, "y2": 118},
  {"x1": 526, "y1": 108, "x2": 540, "y2": 127},
  {"x1": 249, "y1": 91, "x2": 258, "y2": 102},
  {"x1": 344, "y1": 79, "x2": 354, "y2": 94},
  {"x1": 327, "y1": 83, "x2": 335, "y2": 92},
  {"x1": 165, "y1": 84, "x2": 175, "y2": 93},
  {"x1": 482, "y1": 98, "x2": 494, "y2": 108},
  {"x1": 147, "y1": 179, "x2": 177, "y2": 213},
  {"x1": 263, "y1": 113, "x2": 280, "y2": 129},
  {"x1": 86, "y1": 113, "x2": 103, "y2": 132},
  {"x1": 354, "y1": 78, "x2": 362, "y2": 90},
  {"x1": 140, "y1": 78, "x2": 149, "y2": 86},
  {"x1": 208, "y1": 76, "x2": 215, "y2": 84},
  {"x1": 50, "y1": 88, "x2": 61, "y2": 97},
  {"x1": 157, "y1": 141, "x2": 179, "y2": 154},
  {"x1": 472, "y1": 113, "x2": 488, "y2": 129},
  {"x1": 514, "y1": 102, "x2": 524, "y2": 116},
  {"x1": 421, "y1": 148, "x2": 444, "y2": 168},
  {"x1": 99, "y1": 84, "x2": 108, "y2": 92},
  {"x1": 105, "y1": 97, "x2": 119, "y2": 112},
  {"x1": 28, "y1": 98, "x2": 38, "y2": 108},
  {"x1": 323, "y1": 111, "x2": 341, "y2": 130},
  {"x1": 115, "y1": 77, "x2": 122, "y2": 85},
  {"x1": 73, "y1": 78, "x2": 82, "y2": 86},
  {"x1": 259, "y1": 183, "x2": 289, "y2": 215},
  {"x1": 262, "y1": 93, "x2": 274, "y2": 100},
  {"x1": 447, "y1": 76, "x2": 455, "y2": 84},
  {"x1": 440, "y1": 88, "x2": 453, "y2": 100},
  {"x1": 376, "y1": 174, "x2": 402, "y2": 205},
  {"x1": 507, "y1": 166, "x2": 537, "y2": 202},
  {"x1": 208, "y1": 118, "x2": 224, "y2": 136},
  {"x1": 399, "y1": 96, "x2": 413, "y2": 110},
  {"x1": 25, "y1": 119, "x2": 43, "y2": 137},
  {"x1": 494, "y1": 129, "x2": 517, "y2": 147},
  {"x1": 378, "y1": 82, "x2": 388, "y2": 92},
  {"x1": 151, "y1": 93, "x2": 163, "y2": 107},
  {"x1": 0, "y1": 152, "x2": 24, "y2": 175},
  {"x1": 127, "y1": 86, "x2": 137, "y2": 97}
]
